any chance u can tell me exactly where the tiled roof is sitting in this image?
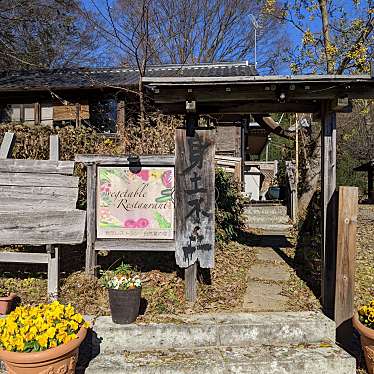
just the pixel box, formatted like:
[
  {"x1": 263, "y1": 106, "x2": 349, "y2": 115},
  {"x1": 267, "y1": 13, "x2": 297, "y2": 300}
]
[{"x1": 0, "y1": 62, "x2": 256, "y2": 92}]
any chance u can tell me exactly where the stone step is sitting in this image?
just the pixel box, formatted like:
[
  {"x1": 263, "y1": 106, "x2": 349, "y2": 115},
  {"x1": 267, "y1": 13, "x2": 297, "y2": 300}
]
[
  {"x1": 91, "y1": 312, "x2": 335, "y2": 354},
  {"x1": 246, "y1": 223, "x2": 293, "y2": 233},
  {"x1": 246, "y1": 214, "x2": 290, "y2": 224},
  {"x1": 83, "y1": 344, "x2": 355, "y2": 374},
  {"x1": 244, "y1": 206, "x2": 288, "y2": 216}
]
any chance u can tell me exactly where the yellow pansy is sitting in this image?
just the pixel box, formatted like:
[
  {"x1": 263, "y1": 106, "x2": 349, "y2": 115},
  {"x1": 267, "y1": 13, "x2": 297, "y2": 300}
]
[{"x1": 0, "y1": 301, "x2": 89, "y2": 352}]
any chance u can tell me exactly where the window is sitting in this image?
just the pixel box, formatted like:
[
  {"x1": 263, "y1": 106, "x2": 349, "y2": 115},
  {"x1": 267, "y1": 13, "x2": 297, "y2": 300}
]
[{"x1": 3, "y1": 104, "x2": 35, "y2": 124}]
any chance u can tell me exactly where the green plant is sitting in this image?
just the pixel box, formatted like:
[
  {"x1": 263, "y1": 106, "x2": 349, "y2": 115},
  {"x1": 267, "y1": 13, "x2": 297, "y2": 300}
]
[
  {"x1": 215, "y1": 168, "x2": 246, "y2": 242},
  {"x1": 99, "y1": 263, "x2": 141, "y2": 290}
]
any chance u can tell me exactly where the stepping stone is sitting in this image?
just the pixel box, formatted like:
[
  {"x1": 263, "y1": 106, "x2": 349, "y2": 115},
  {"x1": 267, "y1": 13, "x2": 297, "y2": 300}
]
[
  {"x1": 255, "y1": 248, "x2": 284, "y2": 263},
  {"x1": 247, "y1": 263, "x2": 290, "y2": 282},
  {"x1": 243, "y1": 280, "x2": 288, "y2": 311}
]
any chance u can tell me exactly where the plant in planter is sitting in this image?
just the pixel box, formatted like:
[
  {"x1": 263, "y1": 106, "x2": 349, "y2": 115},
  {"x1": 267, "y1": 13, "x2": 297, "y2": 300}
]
[
  {"x1": 100, "y1": 263, "x2": 142, "y2": 324},
  {"x1": 0, "y1": 301, "x2": 89, "y2": 374},
  {"x1": 353, "y1": 299, "x2": 374, "y2": 374},
  {"x1": 0, "y1": 288, "x2": 17, "y2": 315}
]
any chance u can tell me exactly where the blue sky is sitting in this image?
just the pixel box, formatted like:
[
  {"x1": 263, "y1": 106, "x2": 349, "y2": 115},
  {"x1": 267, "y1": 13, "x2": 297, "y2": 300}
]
[{"x1": 82, "y1": 0, "x2": 371, "y2": 73}]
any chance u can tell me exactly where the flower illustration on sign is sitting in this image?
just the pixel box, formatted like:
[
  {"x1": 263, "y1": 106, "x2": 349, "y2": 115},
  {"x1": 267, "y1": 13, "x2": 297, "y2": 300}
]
[
  {"x1": 162, "y1": 170, "x2": 173, "y2": 188},
  {"x1": 123, "y1": 219, "x2": 137, "y2": 228},
  {"x1": 100, "y1": 183, "x2": 111, "y2": 193},
  {"x1": 137, "y1": 218, "x2": 150, "y2": 228},
  {"x1": 135, "y1": 170, "x2": 149, "y2": 182}
]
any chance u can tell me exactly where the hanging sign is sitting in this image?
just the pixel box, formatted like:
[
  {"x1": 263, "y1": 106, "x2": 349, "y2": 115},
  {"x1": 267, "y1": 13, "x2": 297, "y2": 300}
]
[{"x1": 96, "y1": 166, "x2": 174, "y2": 239}]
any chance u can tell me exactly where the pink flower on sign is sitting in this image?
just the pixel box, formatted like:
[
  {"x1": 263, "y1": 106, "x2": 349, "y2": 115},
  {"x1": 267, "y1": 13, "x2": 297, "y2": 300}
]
[
  {"x1": 101, "y1": 183, "x2": 111, "y2": 193},
  {"x1": 137, "y1": 218, "x2": 149, "y2": 228},
  {"x1": 136, "y1": 170, "x2": 149, "y2": 181},
  {"x1": 123, "y1": 219, "x2": 137, "y2": 228},
  {"x1": 162, "y1": 170, "x2": 172, "y2": 188}
]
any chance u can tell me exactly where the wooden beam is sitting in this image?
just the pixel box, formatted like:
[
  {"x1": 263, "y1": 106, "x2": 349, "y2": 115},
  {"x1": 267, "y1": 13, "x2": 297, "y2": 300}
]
[
  {"x1": 0, "y1": 252, "x2": 48, "y2": 263},
  {"x1": 151, "y1": 83, "x2": 374, "y2": 104},
  {"x1": 0, "y1": 210, "x2": 86, "y2": 245},
  {"x1": 0, "y1": 173, "x2": 79, "y2": 188},
  {"x1": 0, "y1": 159, "x2": 74, "y2": 175},
  {"x1": 0, "y1": 132, "x2": 15, "y2": 159},
  {"x1": 157, "y1": 102, "x2": 320, "y2": 115},
  {"x1": 95, "y1": 239, "x2": 175, "y2": 252},
  {"x1": 335, "y1": 186, "x2": 358, "y2": 347},
  {"x1": 76, "y1": 154, "x2": 175, "y2": 166},
  {"x1": 321, "y1": 103, "x2": 337, "y2": 319}
]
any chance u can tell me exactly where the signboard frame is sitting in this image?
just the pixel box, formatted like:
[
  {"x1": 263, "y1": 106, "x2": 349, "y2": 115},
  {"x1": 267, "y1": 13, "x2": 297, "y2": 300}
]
[
  {"x1": 96, "y1": 165, "x2": 175, "y2": 240},
  {"x1": 75, "y1": 155, "x2": 176, "y2": 273}
]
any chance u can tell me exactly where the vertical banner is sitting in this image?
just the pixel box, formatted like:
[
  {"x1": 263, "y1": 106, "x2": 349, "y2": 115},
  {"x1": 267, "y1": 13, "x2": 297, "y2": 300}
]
[{"x1": 175, "y1": 128, "x2": 215, "y2": 268}]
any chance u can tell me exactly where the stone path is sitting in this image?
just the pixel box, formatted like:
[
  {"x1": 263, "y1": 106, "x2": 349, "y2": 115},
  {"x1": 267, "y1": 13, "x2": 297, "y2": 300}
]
[{"x1": 243, "y1": 240, "x2": 293, "y2": 312}]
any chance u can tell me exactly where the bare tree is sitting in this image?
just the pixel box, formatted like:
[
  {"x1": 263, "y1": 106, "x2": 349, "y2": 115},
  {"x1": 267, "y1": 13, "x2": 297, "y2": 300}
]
[{"x1": 0, "y1": 0, "x2": 100, "y2": 70}]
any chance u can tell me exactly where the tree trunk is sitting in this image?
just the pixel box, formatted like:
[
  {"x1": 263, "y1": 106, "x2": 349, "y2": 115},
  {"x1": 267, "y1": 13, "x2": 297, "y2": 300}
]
[
  {"x1": 318, "y1": 0, "x2": 334, "y2": 74},
  {"x1": 138, "y1": 76, "x2": 145, "y2": 138},
  {"x1": 298, "y1": 130, "x2": 322, "y2": 216}
]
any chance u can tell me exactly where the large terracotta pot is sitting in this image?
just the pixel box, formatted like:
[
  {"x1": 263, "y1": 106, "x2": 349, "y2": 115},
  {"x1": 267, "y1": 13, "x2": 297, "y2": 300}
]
[
  {"x1": 353, "y1": 312, "x2": 374, "y2": 374},
  {"x1": 0, "y1": 326, "x2": 87, "y2": 374},
  {"x1": 0, "y1": 293, "x2": 17, "y2": 315}
]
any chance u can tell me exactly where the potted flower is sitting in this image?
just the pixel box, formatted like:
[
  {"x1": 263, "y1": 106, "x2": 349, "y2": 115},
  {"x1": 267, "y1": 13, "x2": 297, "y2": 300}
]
[
  {"x1": 0, "y1": 288, "x2": 17, "y2": 315},
  {"x1": 353, "y1": 299, "x2": 374, "y2": 374},
  {"x1": 0, "y1": 301, "x2": 89, "y2": 374},
  {"x1": 100, "y1": 263, "x2": 142, "y2": 324}
]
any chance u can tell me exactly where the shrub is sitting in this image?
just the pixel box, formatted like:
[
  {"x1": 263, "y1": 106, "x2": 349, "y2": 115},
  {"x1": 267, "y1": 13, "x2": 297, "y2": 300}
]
[{"x1": 215, "y1": 168, "x2": 246, "y2": 243}]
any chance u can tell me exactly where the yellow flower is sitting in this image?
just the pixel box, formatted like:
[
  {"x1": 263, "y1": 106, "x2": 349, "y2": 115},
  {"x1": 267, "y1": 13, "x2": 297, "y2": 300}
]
[
  {"x1": 46, "y1": 327, "x2": 56, "y2": 339},
  {"x1": 36, "y1": 334, "x2": 48, "y2": 348},
  {"x1": 71, "y1": 314, "x2": 83, "y2": 323},
  {"x1": 64, "y1": 304, "x2": 75, "y2": 318}
]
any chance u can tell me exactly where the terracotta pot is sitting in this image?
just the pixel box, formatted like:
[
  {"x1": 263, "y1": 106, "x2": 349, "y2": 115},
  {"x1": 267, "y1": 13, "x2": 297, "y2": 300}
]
[
  {"x1": 353, "y1": 312, "x2": 374, "y2": 374},
  {"x1": 108, "y1": 287, "x2": 141, "y2": 324},
  {"x1": 0, "y1": 326, "x2": 87, "y2": 374},
  {"x1": 0, "y1": 293, "x2": 17, "y2": 315}
]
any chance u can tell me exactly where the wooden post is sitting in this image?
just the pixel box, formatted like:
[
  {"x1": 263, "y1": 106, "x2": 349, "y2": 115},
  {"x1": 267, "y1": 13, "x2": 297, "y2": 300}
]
[
  {"x1": 75, "y1": 103, "x2": 81, "y2": 128},
  {"x1": 49, "y1": 135, "x2": 59, "y2": 161},
  {"x1": 47, "y1": 245, "x2": 59, "y2": 301},
  {"x1": 175, "y1": 110, "x2": 215, "y2": 302},
  {"x1": 34, "y1": 103, "x2": 40, "y2": 125},
  {"x1": 185, "y1": 262, "x2": 197, "y2": 301},
  {"x1": 321, "y1": 103, "x2": 337, "y2": 319},
  {"x1": 48, "y1": 135, "x2": 59, "y2": 299},
  {"x1": 86, "y1": 163, "x2": 97, "y2": 275},
  {"x1": 0, "y1": 132, "x2": 15, "y2": 159},
  {"x1": 368, "y1": 168, "x2": 373, "y2": 202},
  {"x1": 335, "y1": 186, "x2": 358, "y2": 346}
]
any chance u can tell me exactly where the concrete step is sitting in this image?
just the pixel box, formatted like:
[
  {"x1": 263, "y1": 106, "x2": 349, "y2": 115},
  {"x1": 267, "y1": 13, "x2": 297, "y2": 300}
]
[
  {"x1": 83, "y1": 344, "x2": 355, "y2": 374},
  {"x1": 91, "y1": 312, "x2": 335, "y2": 354},
  {"x1": 244, "y1": 206, "x2": 288, "y2": 216},
  {"x1": 246, "y1": 223, "x2": 293, "y2": 233},
  {"x1": 246, "y1": 214, "x2": 290, "y2": 224}
]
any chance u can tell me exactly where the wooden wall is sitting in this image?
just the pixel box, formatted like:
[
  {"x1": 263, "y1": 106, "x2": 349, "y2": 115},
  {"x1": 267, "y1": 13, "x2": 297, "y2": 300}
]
[{"x1": 216, "y1": 124, "x2": 242, "y2": 157}]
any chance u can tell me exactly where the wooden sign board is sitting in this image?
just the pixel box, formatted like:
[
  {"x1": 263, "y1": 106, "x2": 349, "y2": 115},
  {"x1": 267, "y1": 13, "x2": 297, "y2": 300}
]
[
  {"x1": 96, "y1": 166, "x2": 174, "y2": 239},
  {"x1": 175, "y1": 128, "x2": 215, "y2": 269}
]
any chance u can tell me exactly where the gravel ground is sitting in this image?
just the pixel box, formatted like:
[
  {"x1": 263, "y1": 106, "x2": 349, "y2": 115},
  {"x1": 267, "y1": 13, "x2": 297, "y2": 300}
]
[{"x1": 355, "y1": 204, "x2": 374, "y2": 309}]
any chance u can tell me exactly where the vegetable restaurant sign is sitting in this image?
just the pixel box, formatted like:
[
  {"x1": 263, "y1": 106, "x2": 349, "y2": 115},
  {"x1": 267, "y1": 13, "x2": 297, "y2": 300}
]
[{"x1": 97, "y1": 166, "x2": 174, "y2": 239}]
